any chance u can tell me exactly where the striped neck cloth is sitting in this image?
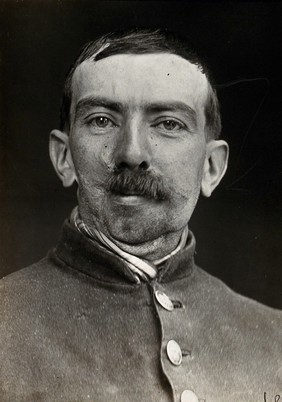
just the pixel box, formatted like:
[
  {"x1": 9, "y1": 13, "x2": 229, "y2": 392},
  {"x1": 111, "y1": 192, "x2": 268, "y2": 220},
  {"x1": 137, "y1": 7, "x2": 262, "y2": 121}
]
[{"x1": 70, "y1": 206, "x2": 188, "y2": 283}]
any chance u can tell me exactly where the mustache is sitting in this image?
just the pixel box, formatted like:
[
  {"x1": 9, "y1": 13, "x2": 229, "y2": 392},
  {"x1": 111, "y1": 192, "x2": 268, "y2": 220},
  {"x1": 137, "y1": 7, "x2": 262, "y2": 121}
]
[{"x1": 107, "y1": 170, "x2": 169, "y2": 200}]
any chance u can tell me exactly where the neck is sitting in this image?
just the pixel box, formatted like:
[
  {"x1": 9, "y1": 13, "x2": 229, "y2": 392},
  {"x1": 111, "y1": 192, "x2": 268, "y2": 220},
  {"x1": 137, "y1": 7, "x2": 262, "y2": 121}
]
[
  {"x1": 102, "y1": 228, "x2": 185, "y2": 261},
  {"x1": 74, "y1": 206, "x2": 187, "y2": 261}
]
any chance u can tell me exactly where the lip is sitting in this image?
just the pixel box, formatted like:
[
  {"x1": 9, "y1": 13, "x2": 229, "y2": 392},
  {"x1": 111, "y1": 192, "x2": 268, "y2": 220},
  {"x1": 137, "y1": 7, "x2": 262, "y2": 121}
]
[{"x1": 112, "y1": 194, "x2": 151, "y2": 206}]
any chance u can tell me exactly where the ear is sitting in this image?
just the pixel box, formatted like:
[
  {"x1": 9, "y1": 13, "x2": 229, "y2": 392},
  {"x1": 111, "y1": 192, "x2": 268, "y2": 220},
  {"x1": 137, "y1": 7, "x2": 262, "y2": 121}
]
[
  {"x1": 201, "y1": 139, "x2": 229, "y2": 197},
  {"x1": 49, "y1": 129, "x2": 77, "y2": 187}
]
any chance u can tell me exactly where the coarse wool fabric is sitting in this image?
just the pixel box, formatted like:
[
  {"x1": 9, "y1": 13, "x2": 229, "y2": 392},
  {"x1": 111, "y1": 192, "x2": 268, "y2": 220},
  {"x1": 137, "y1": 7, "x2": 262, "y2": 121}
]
[{"x1": 0, "y1": 220, "x2": 281, "y2": 402}]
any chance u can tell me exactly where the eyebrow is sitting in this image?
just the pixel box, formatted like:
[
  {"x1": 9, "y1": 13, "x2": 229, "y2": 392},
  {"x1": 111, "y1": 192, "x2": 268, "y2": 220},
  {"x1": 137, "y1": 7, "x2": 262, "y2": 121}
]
[
  {"x1": 75, "y1": 97, "x2": 124, "y2": 121},
  {"x1": 74, "y1": 96, "x2": 198, "y2": 128},
  {"x1": 145, "y1": 101, "x2": 198, "y2": 129}
]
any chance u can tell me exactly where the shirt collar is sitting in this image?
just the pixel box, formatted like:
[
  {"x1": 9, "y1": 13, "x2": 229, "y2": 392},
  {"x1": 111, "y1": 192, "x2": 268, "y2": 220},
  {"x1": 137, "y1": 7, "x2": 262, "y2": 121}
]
[
  {"x1": 51, "y1": 218, "x2": 196, "y2": 286},
  {"x1": 70, "y1": 206, "x2": 189, "y2": 283}
]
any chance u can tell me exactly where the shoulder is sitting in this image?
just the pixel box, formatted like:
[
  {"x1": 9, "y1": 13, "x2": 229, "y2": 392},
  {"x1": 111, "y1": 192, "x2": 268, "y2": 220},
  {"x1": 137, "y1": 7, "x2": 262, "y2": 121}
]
[
  {"x1": 169, "y1": 264, "x2": 281, "y2": 344},
  {"x1": 192, "y1": 266, "x2": 282, "y2": 352},
  {"x1": 194, "y1": 265, "x2": 281, "y2": 322},
  {"x1": 167, "y1": 265, "x2": 282, "y2": 387},
  {"x1": 1, "y1": 256, "x2": 60, "y2": 294},
  {"x1": 0, "y1": 254, "x2": 77, "y2": 318}
]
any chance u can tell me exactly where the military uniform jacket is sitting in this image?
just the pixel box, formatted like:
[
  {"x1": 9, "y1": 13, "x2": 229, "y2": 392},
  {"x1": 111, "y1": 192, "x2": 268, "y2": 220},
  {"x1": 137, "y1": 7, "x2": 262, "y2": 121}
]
[{"x1": 0, "y1": 220, "x2": 281, "y2": 402}]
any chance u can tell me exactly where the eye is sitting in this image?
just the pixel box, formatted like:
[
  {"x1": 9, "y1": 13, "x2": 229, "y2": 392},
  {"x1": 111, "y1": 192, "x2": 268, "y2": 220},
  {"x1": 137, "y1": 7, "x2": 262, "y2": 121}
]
[
  {"x1": 91, "y1": 116, "x2": 112, "y2": 128},
  {"x1": 162, "y1": 120, "x2": 179, "y2": 130},
  {"x1": 85, "y1": 115, "x2": 118, "y2": 131},
  {"x1": 155, "y1": 119, "x2": 185, "y2": 132}
]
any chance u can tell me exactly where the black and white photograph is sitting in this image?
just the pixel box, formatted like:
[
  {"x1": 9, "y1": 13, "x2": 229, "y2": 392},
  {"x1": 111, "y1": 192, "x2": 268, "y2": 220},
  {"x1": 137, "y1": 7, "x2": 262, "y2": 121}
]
[{"x1": 0, "y1": 1, "x2": 281, "y2": 401}]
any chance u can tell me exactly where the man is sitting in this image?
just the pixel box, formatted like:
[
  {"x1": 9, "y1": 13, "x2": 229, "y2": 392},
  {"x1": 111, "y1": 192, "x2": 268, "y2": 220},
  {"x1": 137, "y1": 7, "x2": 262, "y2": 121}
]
[{"x1": 0, "y1": 29, "x2": 281, "y2": 402}]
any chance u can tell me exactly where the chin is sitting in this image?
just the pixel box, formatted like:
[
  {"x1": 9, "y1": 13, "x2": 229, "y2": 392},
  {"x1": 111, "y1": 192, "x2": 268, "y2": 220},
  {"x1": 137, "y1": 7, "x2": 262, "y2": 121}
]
[
  {"x1": 105, "y1": 215, "x2": 165, "y2": 245},
  {"x1": 109, "y1": 225, "x2": 153, "y2": 245}
]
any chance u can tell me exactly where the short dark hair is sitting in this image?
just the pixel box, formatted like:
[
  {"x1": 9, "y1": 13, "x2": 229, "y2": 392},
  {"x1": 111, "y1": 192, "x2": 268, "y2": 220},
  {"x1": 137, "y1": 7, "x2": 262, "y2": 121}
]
[{"x1": 60, "y1": 28, "x2": 221, "y2": 139}]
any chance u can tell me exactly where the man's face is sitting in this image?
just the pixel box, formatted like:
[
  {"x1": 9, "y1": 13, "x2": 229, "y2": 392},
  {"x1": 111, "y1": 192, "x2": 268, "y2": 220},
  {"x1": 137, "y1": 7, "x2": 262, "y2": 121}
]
[{"x1": 68, "y1": 53, "x2": 209, "y2": 244}]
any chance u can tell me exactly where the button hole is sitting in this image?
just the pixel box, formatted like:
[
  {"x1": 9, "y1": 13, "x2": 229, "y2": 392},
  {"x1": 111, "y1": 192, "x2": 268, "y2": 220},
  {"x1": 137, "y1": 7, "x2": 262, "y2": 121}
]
[
  {"x1": 181, "y1": 349, "x2": 192, "y2": 357},
  {"x1": 172, "y1": 300, "x2": 184, "y2": 308}
]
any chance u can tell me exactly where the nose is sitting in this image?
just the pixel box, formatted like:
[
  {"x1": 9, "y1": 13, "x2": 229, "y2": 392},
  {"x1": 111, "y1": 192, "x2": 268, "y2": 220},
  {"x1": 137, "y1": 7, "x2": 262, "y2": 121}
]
[{"x1": 114, "y1": 119, "x2": 152, "y2": 171}]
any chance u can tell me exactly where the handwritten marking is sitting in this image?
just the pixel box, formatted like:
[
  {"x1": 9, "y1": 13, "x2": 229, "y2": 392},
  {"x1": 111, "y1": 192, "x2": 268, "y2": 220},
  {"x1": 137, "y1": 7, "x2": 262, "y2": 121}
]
[{"x1": 264, "y1": 392, "x2": 281, "y2": 401}]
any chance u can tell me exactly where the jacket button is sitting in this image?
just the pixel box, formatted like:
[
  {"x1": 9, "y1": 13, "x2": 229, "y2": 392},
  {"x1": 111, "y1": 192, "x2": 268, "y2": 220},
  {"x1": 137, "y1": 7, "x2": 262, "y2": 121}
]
[
  {"x1": 155, "y1": 290, "x2": 174, "y2": 311},
  {"x1": 180, "y1": 389, "x2": 199, "y2": 402},
  {"x1": 166, "y1": 340, "x2": 182, "y2": 365}
]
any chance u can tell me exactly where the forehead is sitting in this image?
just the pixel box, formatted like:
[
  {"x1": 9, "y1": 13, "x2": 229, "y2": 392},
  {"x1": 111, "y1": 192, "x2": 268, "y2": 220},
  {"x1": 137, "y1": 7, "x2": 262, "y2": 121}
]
[{"x1": 71, "y1": 53, "x2": 209, "y2": 113}]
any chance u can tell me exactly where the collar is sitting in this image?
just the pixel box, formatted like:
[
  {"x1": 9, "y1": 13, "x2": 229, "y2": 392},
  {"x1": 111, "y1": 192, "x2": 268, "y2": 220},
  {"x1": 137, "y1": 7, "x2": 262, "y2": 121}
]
[
  {"x1": 70, "y1": 206, "x2": 189, "y2": 283},
  {"x1": 50, "y1": 219, "x2": 196, "y2": 286}
]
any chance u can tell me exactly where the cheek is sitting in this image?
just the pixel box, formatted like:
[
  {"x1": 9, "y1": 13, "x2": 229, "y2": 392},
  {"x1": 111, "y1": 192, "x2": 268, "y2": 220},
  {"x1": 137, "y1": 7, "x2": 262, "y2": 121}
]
[
  {"x1": 155, "y1": 142, "x2": 206, "y2": 193},
  {"x1": 100, "y1": 143, "x2": 115, "y2": 170},
  {"x1": 70, "y1": 140, "x2": 109, "y2": 187},
  {"x1": 71, "y1": 128, "x2": 115, "y2": 170}
]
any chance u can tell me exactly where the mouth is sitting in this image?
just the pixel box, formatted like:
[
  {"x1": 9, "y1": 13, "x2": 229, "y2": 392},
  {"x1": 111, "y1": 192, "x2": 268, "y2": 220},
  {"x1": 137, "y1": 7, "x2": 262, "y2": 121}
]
[
  {"x1": 111, "y1": 193, "x2": 153, "y2": 206},
  {"x1": 117, "y1": 189, "x2": 145, "y2": 196}
]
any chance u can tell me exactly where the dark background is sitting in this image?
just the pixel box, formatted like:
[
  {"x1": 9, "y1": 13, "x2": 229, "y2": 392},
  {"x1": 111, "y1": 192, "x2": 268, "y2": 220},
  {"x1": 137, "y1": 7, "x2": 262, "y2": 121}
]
[{"x1": 0, "y1": 1, "x2": 281, "y2": 308}]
